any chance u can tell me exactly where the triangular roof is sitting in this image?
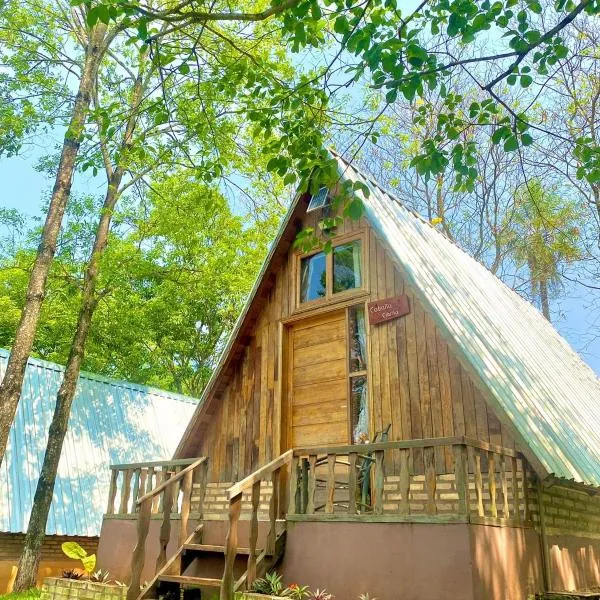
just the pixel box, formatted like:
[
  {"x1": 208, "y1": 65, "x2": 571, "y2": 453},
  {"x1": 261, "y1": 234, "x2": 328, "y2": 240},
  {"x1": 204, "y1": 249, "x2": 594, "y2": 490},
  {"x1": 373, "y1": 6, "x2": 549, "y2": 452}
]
[
  {"x1": 177, "y1": 152, "x2": 600, "y2": 487},
  {"x1": 0, "y1": 349, "x2": 197, "y2": 536}
]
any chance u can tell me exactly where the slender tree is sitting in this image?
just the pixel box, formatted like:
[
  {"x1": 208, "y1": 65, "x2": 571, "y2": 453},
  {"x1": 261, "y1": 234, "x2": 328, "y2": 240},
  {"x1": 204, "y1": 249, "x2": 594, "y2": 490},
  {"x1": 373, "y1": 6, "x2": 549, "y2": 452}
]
[{"x1": 501, "y1": 180, "x2": 582, "y2": 321}]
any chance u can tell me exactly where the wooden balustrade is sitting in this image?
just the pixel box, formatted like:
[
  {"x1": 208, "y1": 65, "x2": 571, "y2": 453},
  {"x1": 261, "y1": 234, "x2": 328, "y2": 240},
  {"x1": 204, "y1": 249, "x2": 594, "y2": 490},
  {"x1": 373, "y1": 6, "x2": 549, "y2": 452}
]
[
  {"x1": 220, "y1": 450, "x2": 293, "y2": 600},
  {"x1": 125, "y1": 456, "x2": 208, "y2": 600},
  {"x1": 107, "y1": 458, "x2": 202, "y2": 516},
  {"x1": 289, "y1": 436, "x2": 533, "y2": 524}
]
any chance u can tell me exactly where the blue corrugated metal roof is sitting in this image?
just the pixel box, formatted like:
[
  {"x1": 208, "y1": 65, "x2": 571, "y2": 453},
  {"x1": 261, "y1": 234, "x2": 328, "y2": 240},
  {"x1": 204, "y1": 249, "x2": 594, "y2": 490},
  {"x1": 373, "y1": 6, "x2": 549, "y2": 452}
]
[
  {"x1": 0, "y1": 349, "x2": 197, "y2": 536},
  {"x1": 335, "y1": 153, "x2": 600, "y2": 486}
]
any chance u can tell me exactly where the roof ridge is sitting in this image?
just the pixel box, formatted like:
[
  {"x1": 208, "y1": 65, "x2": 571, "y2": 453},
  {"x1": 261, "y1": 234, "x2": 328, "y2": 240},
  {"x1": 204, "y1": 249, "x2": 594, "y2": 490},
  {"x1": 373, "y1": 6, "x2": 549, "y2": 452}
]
[{"x1": 0, "y1": 348, "x2": 199, "y2": 404}]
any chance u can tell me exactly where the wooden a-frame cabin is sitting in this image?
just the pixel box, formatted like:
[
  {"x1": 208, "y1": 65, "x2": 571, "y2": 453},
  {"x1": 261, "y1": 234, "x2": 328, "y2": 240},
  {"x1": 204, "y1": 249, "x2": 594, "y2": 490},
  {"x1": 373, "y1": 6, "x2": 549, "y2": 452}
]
[{"x1": 97, "y1": 153, "x2": 600, "y2": 600}]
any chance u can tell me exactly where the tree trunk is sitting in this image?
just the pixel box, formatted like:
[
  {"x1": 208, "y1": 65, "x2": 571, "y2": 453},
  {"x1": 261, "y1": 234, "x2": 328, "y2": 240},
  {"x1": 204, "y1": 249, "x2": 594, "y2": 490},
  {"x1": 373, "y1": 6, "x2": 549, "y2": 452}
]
[
  {"x1": 13, "y1": 55, "x2": 147, "y2": 592},
  {"x1": 0, "y1": 24, "x2": 107, "y2": 468},
  {"x1": 540, "y1": 279, "x2": 551, "y2": 322}
]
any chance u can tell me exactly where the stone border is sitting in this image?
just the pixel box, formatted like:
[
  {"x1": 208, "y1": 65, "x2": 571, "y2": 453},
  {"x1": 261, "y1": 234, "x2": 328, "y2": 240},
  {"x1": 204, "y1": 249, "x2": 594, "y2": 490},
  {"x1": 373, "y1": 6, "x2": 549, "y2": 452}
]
[{"x1": 41, "y1": 577, "x2": 126, "y2": 600}]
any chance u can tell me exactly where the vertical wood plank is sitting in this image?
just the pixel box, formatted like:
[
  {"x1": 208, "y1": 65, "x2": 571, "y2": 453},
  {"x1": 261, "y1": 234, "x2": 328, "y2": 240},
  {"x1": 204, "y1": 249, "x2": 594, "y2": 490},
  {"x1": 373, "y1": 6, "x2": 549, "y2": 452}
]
[
  {"x1": 500, "y1": 455, "x2": 509, "y2": 519},
  {"x1": 220, "y1": 493, "x2": 242, "y2": 600},
  {"x1": 247, "y1": 481, "x2": 261, "y2": 586},
  {"x1": 424, "y1": 447, "x2": 437, "y2": 515},
  {"x1": 512, "y1": 457, "x2": 521, "y2": 525},
  {"x1": 146, "y1": 466, "x2": 155, "y2": 494},
  {"x1": 399, "y1": 448, "x2": 410, "y2": 515},
  {"x1": 325, "y1": 454, "x2": 336, "y2": 514},
  {"x1": 488, "y1": 452, "x2": 497, "y2": 519},
  {"x1": 348, "y1": 452, "x2": 357, "y2": 514},
  {"x1": 119, "y1": 469, "x2": 133, "y2": 514},
  {"x1": 374, "y1": 450, "x2": 384, "y2": 515},
  {"x1": 152, "y1": 470, "x2": 164, "y2": 513},
  {"x1": 306, "y1": 455, "x2": 317, "y2": 514},
  {"x1": 288, "y1": 455, "x2": 299, "y2": 514},
  {"x1": 127, "y1": 498, "x2": 151, "y2": 600},
  {"x1": 454, "y1": 444, "x2": 469, "y2": 516},
  {"x1": 522, "y1": 460, "x2": 530, "y2": 522},
  {"x1": 107, "y1": 469, "x2": 118, "y2": 515}
]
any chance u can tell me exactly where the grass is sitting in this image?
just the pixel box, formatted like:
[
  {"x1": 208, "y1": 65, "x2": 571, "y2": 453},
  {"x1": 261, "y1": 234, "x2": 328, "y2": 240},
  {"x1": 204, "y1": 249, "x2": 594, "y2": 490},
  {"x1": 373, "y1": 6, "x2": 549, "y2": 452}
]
[{"x1": 0, "y1": 590, "x2": 41, "y2": 600}]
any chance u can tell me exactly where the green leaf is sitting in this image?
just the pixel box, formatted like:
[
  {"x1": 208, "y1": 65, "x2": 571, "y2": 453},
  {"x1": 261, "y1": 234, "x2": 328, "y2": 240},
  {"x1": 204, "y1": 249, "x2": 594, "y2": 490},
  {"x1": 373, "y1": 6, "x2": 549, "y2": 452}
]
[
  {"x1": 178, "y1": 63, "x2": 190, "y2": 75},
  {"x1": 81, "y1": 554, "x2": 96, "y2": 574},
  {"x1": 503, "y1": 135, "x2": 519, "y2": 152},
  {"x1": 62, "y1": 541, "x2": 87, "y2": 560},
  {"x1": 520, "y1": 74, "x2": 533, "y2": 87},
  {"x1": 521, "y1": 133, "x2": 534, "y2": 146}
]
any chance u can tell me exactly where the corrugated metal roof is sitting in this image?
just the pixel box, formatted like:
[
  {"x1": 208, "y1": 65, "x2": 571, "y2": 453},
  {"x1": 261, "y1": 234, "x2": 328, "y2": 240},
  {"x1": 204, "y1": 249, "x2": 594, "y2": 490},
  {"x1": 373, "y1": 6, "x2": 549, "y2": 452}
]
[
  {"x1": 0, "y1": 349, "x2": 197, "y2": 536},
  {"x1": 335, "y1": 153, "x2": 600, "y2": 486}
]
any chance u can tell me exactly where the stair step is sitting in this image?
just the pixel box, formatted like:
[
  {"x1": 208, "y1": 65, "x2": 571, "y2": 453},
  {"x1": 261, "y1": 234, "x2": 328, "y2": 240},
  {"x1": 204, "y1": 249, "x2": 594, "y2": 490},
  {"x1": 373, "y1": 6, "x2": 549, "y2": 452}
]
[
  {"x1": 157, "y1": 575, "x2": 222, "y2": 587},
  {"x1": 183, "y1": 543, "x2": 252, "y2": 554}
]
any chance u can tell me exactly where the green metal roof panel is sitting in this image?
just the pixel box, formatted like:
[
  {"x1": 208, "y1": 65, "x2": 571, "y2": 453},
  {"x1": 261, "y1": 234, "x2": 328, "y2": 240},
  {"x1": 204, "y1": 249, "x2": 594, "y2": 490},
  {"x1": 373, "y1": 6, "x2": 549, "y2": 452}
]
[
  {"x1": 336, "y1": 154, "x2": 600, "y2": 486},
  {"x1": 0, "y1": 349, "x2": 197, "y2": 536}
]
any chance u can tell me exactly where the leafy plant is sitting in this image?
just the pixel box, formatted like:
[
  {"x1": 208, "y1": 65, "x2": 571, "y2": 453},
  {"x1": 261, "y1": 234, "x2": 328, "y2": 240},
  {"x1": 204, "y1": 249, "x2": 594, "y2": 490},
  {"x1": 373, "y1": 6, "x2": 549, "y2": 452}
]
[
  {"x1": 250, "y1": 572, "x2": 289, "y2": 596},
  {"x1": 61, "y1": 569, "x2": 83, "y2": 580},
  {"x1": 286, "y1": 584, "x2": 310, "y2": 600},
  {"x1": 311, "y1": 590, "x2": 333, "y2": 600},
  {"x1": 89, "y1": 569, "x2": 111, "y2": 583},
  {"x1": 61, "y1": 541, "x2": 96, "y2": 576},
  {"x1": 358, "y1": 594, "x2": 377, "y2": 600}
]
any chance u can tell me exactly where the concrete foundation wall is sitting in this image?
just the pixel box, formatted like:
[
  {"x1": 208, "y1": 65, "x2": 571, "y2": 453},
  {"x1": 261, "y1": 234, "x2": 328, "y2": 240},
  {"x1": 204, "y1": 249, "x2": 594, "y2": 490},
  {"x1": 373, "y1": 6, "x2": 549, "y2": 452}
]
[{"x1": 0, "y1": 533, "x2": 98, "y2": 593}]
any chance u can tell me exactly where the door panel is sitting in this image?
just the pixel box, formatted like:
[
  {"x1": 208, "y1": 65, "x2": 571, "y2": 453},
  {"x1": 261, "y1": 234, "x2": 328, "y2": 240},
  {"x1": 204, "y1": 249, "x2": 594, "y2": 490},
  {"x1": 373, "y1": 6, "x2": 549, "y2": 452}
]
[{"x1": 289, "y1": 311, "x2": 348, "y2": 447}]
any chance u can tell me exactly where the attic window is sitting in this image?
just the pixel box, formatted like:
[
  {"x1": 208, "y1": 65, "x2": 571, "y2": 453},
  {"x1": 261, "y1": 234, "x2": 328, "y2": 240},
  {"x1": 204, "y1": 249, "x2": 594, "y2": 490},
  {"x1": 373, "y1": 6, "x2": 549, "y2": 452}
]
[{"x1": 307, "y1": 187, "x2": 330, "y2": 212}]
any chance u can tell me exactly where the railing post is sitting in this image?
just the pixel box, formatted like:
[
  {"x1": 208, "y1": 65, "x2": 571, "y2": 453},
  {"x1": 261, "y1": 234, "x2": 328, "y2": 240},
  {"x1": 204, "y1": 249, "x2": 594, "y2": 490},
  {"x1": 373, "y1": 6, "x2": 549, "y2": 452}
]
[
  {"x1": 288, "y1": 455, "x2": 299, "y2": 514},
  {"x1": 127, "y1": 497, "x2": 151, "y2": 600},
  {"x1": 179, "y1": 469, "x2": 194, "y2": 546},
  {"x1": 247, "y1": 481, "x2": 261, "y2": 586},
  {"x1": 119, "y1": 468, "x2": 133, "y2": 514},
  {"x1": 348, "y1": 452, "x2": 357, "y2": 514},
  {"x1": 156, "y1": 473, "x2": 174, "y2": 572},
  {"x1": 221, "y1": 492, "x2": 242, "y2": 600},
  {"x1": 424, "y1": 447, "x2": 437, "y2": 515},
  {"x1": 267, "y1": 468, "x2": 280, "y2": 555},
  {"x1": 301, "y1": 458, "x2": 309, "y2": 513},
  {"x1": 399, "y1": 448, "x2": 410, "y2": 515},
  {"x1": 306, "y1": 455, "x2": 317, "y2": 514},
  {"x1": 325, "y1": 454, "x2": 336, "y2": 514},
  {"x1": 473, "y1": 449, "x2": 484, "y2": 517},
  {"x1": 488, "y1": 452, "x2": 498, "y2": 518},
  {"x1": 107, "y1": 469, "x2": 119, "y2": 515},
  {"x1": 373, "y1": 450, "x2": 384, "y2": 515},
  {"x1": 194, "y1": 458, "x2": 209, "y2": 520},
  {"x1": 512, "y1": 457, "x2": 521, "y2": 525},
  {"x1": 453, "y1": 444, "x2": 469, "y2": 516},
  {"x1": 500, "y1": 454, "x2": 509, "y2": 519}
]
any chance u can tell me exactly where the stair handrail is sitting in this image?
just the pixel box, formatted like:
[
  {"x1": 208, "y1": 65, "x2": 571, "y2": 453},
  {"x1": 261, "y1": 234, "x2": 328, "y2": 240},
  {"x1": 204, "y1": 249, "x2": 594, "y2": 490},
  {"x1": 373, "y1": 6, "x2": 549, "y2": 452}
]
[
  {"x1": 220, "y1": 449, "x2": 294, "y2": 600},
  {"x1": 128, "y1": 455, "x2": 208, "y2": 600}
]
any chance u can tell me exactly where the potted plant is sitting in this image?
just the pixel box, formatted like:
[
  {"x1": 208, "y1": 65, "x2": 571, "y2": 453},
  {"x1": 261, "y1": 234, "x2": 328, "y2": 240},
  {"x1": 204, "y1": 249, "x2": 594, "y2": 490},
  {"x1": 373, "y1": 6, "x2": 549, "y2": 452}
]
[{"x1": 41, "y1": 542, "x2": 126, "y2": 600}]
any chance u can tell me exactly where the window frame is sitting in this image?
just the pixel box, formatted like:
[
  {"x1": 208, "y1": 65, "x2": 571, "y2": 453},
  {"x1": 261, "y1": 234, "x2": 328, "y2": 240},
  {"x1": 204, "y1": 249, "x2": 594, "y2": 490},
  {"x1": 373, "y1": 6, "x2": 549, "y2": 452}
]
[{"x1": 295, "y1": 232, "x2": 367, "y2": 312}]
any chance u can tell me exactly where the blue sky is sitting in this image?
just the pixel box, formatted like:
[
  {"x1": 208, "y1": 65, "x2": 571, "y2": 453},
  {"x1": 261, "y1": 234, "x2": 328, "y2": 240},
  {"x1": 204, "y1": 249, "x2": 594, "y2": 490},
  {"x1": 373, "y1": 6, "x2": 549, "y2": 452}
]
[{"x1": 1, "y1": 142, "x2": 600, "y2": 377}]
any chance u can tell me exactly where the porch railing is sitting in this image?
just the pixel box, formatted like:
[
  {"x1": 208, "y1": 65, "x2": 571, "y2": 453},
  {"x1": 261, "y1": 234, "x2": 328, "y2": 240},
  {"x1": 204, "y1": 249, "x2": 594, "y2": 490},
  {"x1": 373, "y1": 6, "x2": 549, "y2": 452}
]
[
  {"x1": 289, "y1": 436, "x2": 532, "y2": 524},
  {"x1": 124, "y1": 456, "x2": 209, "y2": 600},
  {"x1": 107, "y1": 458, "x2": 205, "y2": 516},
  {"x1": 219, "y1": 436, "x2": 534, "y2": 599}
]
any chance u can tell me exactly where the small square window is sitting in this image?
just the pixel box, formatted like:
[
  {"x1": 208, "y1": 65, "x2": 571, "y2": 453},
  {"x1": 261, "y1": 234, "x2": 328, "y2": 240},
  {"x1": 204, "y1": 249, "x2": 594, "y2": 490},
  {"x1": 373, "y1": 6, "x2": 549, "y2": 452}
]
[
  {"x1": 300, "y1": 252, "x2": 326, "y2": 302},
  {"x1": 307, "y1": 187, "x2": 330, "y2": 212},
  {"x1": 333, "y1": 240, "x2": 362, "y2": 293}
]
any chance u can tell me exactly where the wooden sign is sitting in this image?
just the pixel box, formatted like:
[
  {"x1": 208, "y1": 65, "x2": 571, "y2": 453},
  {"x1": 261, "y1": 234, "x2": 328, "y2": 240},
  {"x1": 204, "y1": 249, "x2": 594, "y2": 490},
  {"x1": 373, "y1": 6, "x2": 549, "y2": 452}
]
[{"x1": 368, "y1": 295, "x2": 410, "y2": 326}]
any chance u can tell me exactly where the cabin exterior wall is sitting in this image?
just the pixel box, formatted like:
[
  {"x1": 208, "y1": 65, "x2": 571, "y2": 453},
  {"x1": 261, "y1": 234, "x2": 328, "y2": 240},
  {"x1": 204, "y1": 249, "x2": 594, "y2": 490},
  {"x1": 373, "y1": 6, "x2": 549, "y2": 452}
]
[{"x1": 188, "y1": 206, "x2": 515, "y2": 483}]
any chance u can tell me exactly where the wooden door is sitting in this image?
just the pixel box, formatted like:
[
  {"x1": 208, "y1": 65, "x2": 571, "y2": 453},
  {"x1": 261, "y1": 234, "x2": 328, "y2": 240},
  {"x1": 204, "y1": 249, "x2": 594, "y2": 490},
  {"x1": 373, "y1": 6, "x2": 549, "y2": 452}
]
[{"x1": 288, "y1": 310, "x2": 348, "y2": 447}]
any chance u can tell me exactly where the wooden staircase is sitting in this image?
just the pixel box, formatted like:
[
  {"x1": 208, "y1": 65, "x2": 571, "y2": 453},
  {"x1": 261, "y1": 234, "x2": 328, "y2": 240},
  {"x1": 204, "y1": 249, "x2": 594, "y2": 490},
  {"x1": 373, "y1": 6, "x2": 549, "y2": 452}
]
[{"x1": 138, "y1": 522, "x2": 287, "y2": 600}]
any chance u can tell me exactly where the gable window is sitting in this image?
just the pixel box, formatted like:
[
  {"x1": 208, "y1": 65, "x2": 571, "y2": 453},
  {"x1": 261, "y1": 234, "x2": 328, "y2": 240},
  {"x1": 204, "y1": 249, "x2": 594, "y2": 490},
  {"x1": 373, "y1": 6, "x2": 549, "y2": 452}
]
[
  {"x1": 297, "y1": 236, "x2": 365, "y2": 306},
  {"x1": 300, "y1": 252, "x2": 326, "y2": 302},
  {"x1": 333, "y1": 240, "x2": 362, "y2": 293}
]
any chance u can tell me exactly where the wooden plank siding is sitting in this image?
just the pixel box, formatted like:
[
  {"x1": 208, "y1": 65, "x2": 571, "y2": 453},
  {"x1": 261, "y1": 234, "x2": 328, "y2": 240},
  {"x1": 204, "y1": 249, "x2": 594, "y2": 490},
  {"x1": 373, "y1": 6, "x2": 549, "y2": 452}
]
[{"x1": 189, "y1": 204, "x2": 516, "y2": 483}]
